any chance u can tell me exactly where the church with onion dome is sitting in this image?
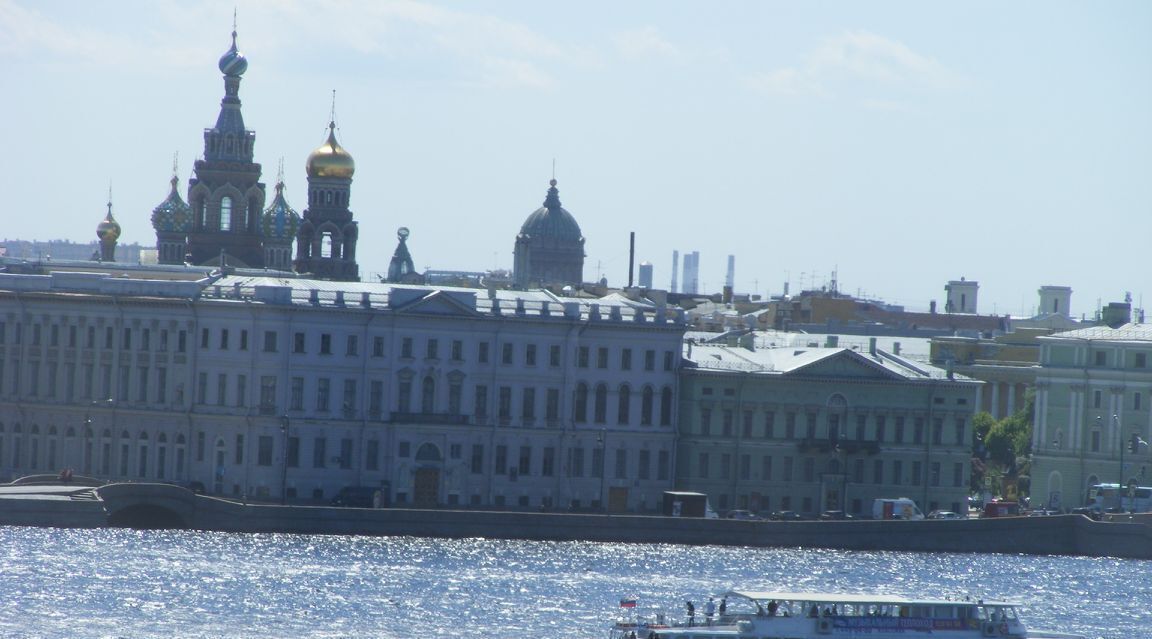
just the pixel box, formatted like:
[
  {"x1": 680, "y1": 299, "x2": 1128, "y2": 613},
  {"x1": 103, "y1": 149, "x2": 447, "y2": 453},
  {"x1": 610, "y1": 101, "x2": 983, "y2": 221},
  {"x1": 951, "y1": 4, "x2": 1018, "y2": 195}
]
[{"x1": 148, "y1": 27, "x2": 359, "y2": 281}]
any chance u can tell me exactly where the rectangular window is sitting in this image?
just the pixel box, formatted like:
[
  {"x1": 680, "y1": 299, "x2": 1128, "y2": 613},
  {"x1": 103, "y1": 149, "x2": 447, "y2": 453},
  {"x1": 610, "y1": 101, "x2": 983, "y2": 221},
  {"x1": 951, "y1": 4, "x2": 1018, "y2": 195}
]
[
  {"x1": 495, "y1": 445, "x2": 507, "y2": 475},
  {"x1": 260, "y1": 376, "x2": 277, "y2": 413},
  {"x1": 621, "y1": 348, "x2": 632, "y2": 371},
  {"x1": 217, "y1": 373, "x2": 227, "y2": 406},
  {"x1": 525, "y1": 343, "x2": 537, "y2": 366},
  {"x1": 522, "y1": 387, "x2": 536, "y2": 421},
  {"x1": 700, "y1": 409, "x2": 711, "y2": 436},
  {"x1": 197, "y1": 372, "x2": 208, "y2": 404},
  {"x1": 474, "y1": 385, "x2": 488, "y2": 418},
  {"x1": 954, "y1": 418, "x2": 966, "y2": 445},
  {"x1": 933, "y1": 418, "x2": 944, "y2": 445},
  {"x1": 952, "y1": 462, "x2": 964, "y2": 487},
  {"x1": 763, "y1": 412, "x2": 775, "y2": 438},
  {"x1": 286, "y1": 436, "x2": 299, "y2": 468},
  {"x1": 366, "y1": 440, "x2": 379, "y2": 471},
  {"x1": 369, "y1": 380, "x2": 383, "y2": 417},
  {"x1": 739, "y1": 454, "x2": 751, "y2": 480},
  {"x1": 201, "y1": 328, "x2": 209, "y2": 349},
  {"x1": 873, "y1": 459, "x2": 884, "y2": 484},
  {"x1": 597, "y1": 347, "x2": 608, "y2": 369},
  {"x1": 875, "y1": 416, "x2": 887, "y2": 442},
  {"x1": 452, "y1": 340, "x2": 463, "y2": 361},
  {"x1": 1095, "y1": 351, "x2": 1106, "y2": 366},
  {"x1": 346, "y1": 335, "x2": 358, "y2": 357},
  {"x1": 1135, "y1": 393, "x2": 1143, "y2": 411},
  {"x1": 546, "y1": 388, "x2": 559, "y2": 421},
  {"x1": 290, "y1": 377, "x2": 304, "y2": 411},
  {"x1": 502, "y1": 343, "x2": 513, "y2": 365},
  {"x1": 644, "y1": 350, "x2": 655, "y2": 371},
  {"x1": 761, "y1": 455, "x2": 772, "y2": 480},
  {"x1": 614, "y1": 449, "x2": 627, "y2": 479},
  {"x1": 343, "y1": 379, "x2": 357, "y2": 415},
  {"x1": 577, "y1": 346, "x2": 589, "y2": 368},
  {"x1": 549, "y1": 344, "x2": 561, "y2": 367},
  {"x1": 663, "y1": 350, "x2": 675, "y2": 371},
  {"x1": 785, "y1": 412, "x2": 796, "y2": 439},
  {"x1": 698, "y1": 453, "x2": 710, "y2": 479},
  {"x1": 339, "y1": 438, "x2": 353, "y2": 469},
  {"x1": 220, "y1": 329, "x2": 229, "y2": 350},
  {"x1": 239, "y1": 330, "x2": 248, "y2": 351},
  {"x1": 930, "y1": 462, "x2": 941, "y2": 487},
  {"x1": 571, "y1": 447, "x2": 585, "y2": 478},
  {"x1": 263, "y1": 331, "x2": 277, "y2": 353},
  {"x1": 742, "y1": 411, "x2": 753, "y2": 438},
  {"x1": 426, "y1": 339, "x2": 438, "y2": 359},
  {"x1": 320, "y1": 333, "x2": 332, "y2": 355},
  {"x1": 498, "y1": 386, "x2": 512, "y2": 420},
  {"x1": 470, "y1": 444, "x2": 484, "y2": 474},
  {"x1": 592, "y1": 447, "x2": 605, "y2": 481},
  {"x1": 373, "y1": 336, "x2": 385, "y2": 357},
  {"x1": 722, "y1": 410, "x2": 734, "y2": 436},
  {"x1": 257, "y1": 436, "x2": 273, "y2": 466},
  {"x1": 914, "y1": 418, "x2": 925, "y2": 444},
  {"x1": 235, "y1": 434, "x2": 245, "y2": 465},
  {"x1": 894, "y1": 417, "x2": 905, "y2": 444},
  {"x1": 313, "y1": 438, "x2": 327, "y2": 468},
  {"x1": 1136, "y1": 353, "x2": 1148, "y2": 368},
  {"x1": 657, "y1": 450, "x2": 669, "y2": 480},
  {"x1": 638, "y1": 449, "x2": 651, "y2": 480},
  {"x1": 911, "y1": 461, "x2": 923, "y2": 485},
  {"x1": 892, "y1": 460, "x2": 903, "y2": 485},
  {"x1": 1093, "y1": 389, "x2": 1102, "y2": 409},
  {"x1": 542, "y1": 447, "x2": 555, "y2": 477},
  {"x1": 401, "y1": 337, "x2": 413, "y2": 358},
  {"x1": 478, "y1": 342, "x2": 489, "y2": 363},
  {"x1": 317, "y1": 378, "x2": 331, "y2": 411}
]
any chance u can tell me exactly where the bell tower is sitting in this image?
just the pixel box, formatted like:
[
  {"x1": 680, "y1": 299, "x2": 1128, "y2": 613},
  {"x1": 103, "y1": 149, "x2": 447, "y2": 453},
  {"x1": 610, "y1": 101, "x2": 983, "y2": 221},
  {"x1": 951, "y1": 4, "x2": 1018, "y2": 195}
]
[{"x1": 295, "y1": 101, "x2": 359, "y2": 281}]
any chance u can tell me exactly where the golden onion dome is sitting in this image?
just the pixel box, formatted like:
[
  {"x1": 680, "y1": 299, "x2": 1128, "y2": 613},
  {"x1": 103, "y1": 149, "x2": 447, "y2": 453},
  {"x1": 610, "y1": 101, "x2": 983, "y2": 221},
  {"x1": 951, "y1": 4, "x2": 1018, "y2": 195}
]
[
  {"x1": 306, "y1": 122, "x2": 355, "y2": 179},
  {"x1": 97, "y1": 203, "x2": 121, "y2": 242}
]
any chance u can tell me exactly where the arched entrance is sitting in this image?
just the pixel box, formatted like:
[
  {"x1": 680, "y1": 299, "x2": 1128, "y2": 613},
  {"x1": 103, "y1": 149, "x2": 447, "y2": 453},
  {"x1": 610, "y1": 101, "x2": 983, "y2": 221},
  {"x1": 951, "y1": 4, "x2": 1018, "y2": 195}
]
[{"x1": 413, "y1": 443, "x2": 442, "y2": 507}]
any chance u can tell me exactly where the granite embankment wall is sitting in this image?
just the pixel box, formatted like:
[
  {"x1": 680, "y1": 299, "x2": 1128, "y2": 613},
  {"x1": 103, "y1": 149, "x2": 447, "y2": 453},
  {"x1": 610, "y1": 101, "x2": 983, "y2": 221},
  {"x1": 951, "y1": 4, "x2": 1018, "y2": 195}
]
[{"x1": 3, "y1": 483, "x2": 1150, "y2": 559}]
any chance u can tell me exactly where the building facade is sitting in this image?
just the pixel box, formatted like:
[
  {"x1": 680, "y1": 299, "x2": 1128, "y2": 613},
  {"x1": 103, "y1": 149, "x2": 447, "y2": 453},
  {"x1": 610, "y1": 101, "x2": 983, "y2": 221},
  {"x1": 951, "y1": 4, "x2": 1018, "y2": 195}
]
[
  {"x1": 1030, "y1": 323, "x2": 1152, "y2": 511},
  {"x1": 677, "y1": 341, "x2": 980, "y2": 517},
  {"x1": 0, "y1": 271, "x2": 683, "y2": 512}
]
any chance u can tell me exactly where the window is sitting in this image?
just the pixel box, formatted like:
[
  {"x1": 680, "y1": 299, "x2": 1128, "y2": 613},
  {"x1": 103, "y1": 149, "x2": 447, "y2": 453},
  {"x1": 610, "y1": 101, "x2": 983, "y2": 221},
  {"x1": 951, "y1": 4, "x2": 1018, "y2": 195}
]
[
  {"x1": 522, "y1": 387, "x2": 536, "y2": 421},
  {"x1": 286, "y1": 436, "x2": 299, "y2": 468},
  {"x1": 313, "y1": 437, "x2": 327, "y2": 468},
  {"x1": 546, "y1": 388, "x2": 559, "y2": 421},
  {"x1": 478, "y1": 342, "x2": 489, "y2": 363},
  {"x1": 743, "y1": 411, "x2": 753, "y2": 438},
  {"x1": 366, "y1": 440, "x2": 379, "y2": 471},
  {"x1": 644, "y1": 350, "x2": 655, "y2": 371},
  {"x1": 641, "y1": 387, "x2": 654, "y2": 425},
  {"x1": 426, "y1": 339, "x2": 438, "y2": 360},
  {"x1": 892, "y1": 460, "x2": 903, "y2": 485},
  {"x1": 518, "y1": 446, "x2": 531, "y2": 475},
  {"x1": 317, "y1": 378, "x2": 330, "y2": 411},
  {"x1": 470, "y1": 444, "x2": 484, "y2": 474},
  {"x1": 597, "y1": 347, "x2": 608, "y2": 369},
  {"x1": 1136, "y1": 353, "x2": 1148, "y2": 369},
  {"x1": 933, "y1": 418, "x2": 944, "y2": 445},
  {"x1": 549, "y1": 345, "x2": 561, "y2": 367},
  {"x1": 239, "y1": 330, "x2": 248, "y2": 351},
  {"x1": 873, "y1": 459, "x2": 884, "y2": 484},
  {"x1": 594, "y1": 384, "x2": 608, "y2": 423},
  {"x1": 954, "y1": 418, "x2": 966, "y2": 445},
  {"x1": 621, "y1": 348, "x2": 632, "y2": 371},
  {"x1": 525, "y1": 344, "x2": 536, "y2": 366},
  {"x1": 574, "y1": 383, "x2": 588, "y2": 422},
  {"x1": 657, "y1": 450, "x2": 669, "y2": 480},
  {"x1": 761, "y1": 455, "x2": 772, "y2": 480},
  {"x1": 343, "y1": 379, "x2": 357, "y2": 415},
  {"x1": 201, "y1": 328, "x2": 210, "y2": 349},
  {"x1": 219, "y1": 329, "x2": 229, "y2": 350},
  {"x1": 697, "y1": 453, "x2": 709, "y2": 479},
  {"x1": 1094, "y1": 351, "x2": 1106, "y2": 366},
  {"x1": 421, "y1": 377, "x2": 435, "y2": 413},
  {"x1": 474, "y1": 385, "x2": 488, "y2": 418},
  {"x1": 1135, "y1": 392, "x2": 1143, "y2": 412},
  {"x1": 320, "y1": 334, "x2": 332, "y2": 355},
  {"x1": 217, "y1": 374, "x2": 227, "y2": 406},
  {"x1": 723, "y1": 410, "x2": 734, "y2": 436},
  {"x1": 930, "y1": 462, "x2": 941, "y2": 487},
  {"x1": 495, "y1": 445, "x2": 507, "y2": 474},
  {"x1": 1093, "y1": 390, "x2": 1102, "y2": 409},
  {"x1": 290, "y1": 377, "x2": 304, "y2": 411},
  {"x1": 660, "y1": 387, "x2": 673, "y2": 426},
  {"x1": 401, "y1": 337, "x2": 413, "y2": 358},
  {"x1": 614, "y1": 449, "x2": 627, "y2": 479},
  {"x1": 663, "y1": 350, "x2": 675, "y2": 371},
  {"x1": 262, "y1": 331, "x2": 277, "y2": 353},
  {"x1": 220, "y1": 196, "x2": 232, "y2": 231},
  {"x1": 617, "y1": 385, "x2": 631, "y2": 424},
  {"x1": 235, "y1": 374, "x2": 247, "y2": 407},
  {"x1": 452, "y1": 340, "x2": 463, "y2": 361},
  {"x1": 346, "y1": 335, "x2": 358, "y2": 356},
  {"x1": 448, "y1": 379, "x2": 462, "y2": 415},
  {"x1": 373, "y1": 336, "x2": 385, "y2": 357},
  {"x1": 257, "y1": 436, "x2": 273, "y2": 466},
  {"x1": 369, "y1": 380, "x2": 383, "y2": 417},
  {"x1": 577, "y1": 346, "x2": 589, "y2": 368},
  {"x1": 498, "y1": 386, "x2": 512, "y2": 420},
  {"x1": 638, "y1": 450, "x2": 651, "y2": 480},
  {"x1": 501, "y1": 343, "x2": 513, "y2": 365}
]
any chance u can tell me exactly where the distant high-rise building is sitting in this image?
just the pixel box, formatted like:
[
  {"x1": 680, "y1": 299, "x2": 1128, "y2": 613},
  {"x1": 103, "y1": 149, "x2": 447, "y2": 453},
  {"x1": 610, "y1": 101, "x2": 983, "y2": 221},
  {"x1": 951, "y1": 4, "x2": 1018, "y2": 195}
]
[
  {"x1": 725, "y1": 254, "x2": 735, "y2": 289},
  {"x1": 638, "y1": 261, "x2": 653, "y2": 289},
  {"x1": 671, "y1": 250, "x2": 679, "y2": 293},
  {"x1": 682, "y1": 251, "x2": 700, "y2": 295}
]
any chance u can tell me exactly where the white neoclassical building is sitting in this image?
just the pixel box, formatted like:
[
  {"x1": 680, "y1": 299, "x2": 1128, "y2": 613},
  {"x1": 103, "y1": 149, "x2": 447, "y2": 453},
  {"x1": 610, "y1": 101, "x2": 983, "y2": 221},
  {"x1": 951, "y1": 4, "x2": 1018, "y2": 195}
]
[
  {"x1": 1031, "y1": 323, "x2": 1152, "y2": 511},
  {"x1": 0, "y1": 269, "x2": 684, "y2": 512}
]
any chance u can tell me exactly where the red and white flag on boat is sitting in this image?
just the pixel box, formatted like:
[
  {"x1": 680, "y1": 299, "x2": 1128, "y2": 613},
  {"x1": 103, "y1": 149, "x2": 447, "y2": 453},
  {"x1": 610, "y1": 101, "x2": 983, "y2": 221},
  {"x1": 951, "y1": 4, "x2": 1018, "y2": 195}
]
[{"x1": 620, "y1": 597, "x2": 637, "y2": 608}]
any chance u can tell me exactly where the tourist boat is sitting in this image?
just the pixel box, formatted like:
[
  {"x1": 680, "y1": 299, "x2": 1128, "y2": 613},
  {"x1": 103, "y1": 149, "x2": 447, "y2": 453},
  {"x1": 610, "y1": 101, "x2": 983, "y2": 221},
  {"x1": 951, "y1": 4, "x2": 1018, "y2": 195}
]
[{"x1": 608, "y1": 590, "x2": 1085, "y2": 639}]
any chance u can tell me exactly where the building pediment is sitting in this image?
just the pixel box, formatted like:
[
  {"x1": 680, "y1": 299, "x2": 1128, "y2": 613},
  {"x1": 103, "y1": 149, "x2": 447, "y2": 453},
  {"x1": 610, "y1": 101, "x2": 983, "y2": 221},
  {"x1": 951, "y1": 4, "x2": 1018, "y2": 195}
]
[
  {"x1": 788, "y1": 350, "x2": 905, "y2": 381},
  {"x1": 389, "y1": 288, "x2": 482, "y2": 317}
]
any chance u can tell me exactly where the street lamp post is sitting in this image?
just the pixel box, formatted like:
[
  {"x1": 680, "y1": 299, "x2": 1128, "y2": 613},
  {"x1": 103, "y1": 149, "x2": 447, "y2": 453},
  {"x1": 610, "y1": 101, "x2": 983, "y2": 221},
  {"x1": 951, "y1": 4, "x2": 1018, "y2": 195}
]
[
  {"x1": 597, "y1": 428, "x2": 607, "y2": 512},
  {"x1": 280, "y1": 414, "x2": 290, "y2": 505}
]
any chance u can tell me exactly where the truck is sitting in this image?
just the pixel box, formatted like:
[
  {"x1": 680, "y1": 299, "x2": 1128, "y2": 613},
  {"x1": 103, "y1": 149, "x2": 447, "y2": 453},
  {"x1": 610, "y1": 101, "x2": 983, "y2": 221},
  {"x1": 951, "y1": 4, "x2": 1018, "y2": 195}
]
[
  {"x1": 662, "y1": 491, "x2": 719, "y2": 518},
  {"x1": 872, "y1": 497, "x2": 925, "y2": 521}
]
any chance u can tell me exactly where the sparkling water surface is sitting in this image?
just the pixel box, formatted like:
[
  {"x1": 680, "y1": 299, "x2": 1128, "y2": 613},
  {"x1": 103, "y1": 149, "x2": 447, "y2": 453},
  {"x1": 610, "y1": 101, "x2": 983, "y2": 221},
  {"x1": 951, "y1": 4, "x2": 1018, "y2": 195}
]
[{"x1": 0, "y1": 526, "x2": 1147, "y2": 638}]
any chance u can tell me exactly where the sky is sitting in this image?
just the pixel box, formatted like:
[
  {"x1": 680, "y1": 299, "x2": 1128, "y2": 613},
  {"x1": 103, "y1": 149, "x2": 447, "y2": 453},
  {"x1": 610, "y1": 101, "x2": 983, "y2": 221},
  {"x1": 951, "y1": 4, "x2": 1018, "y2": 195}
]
[{"x1": 1, "y1": 1, "x2": 1149, "y2": 319}]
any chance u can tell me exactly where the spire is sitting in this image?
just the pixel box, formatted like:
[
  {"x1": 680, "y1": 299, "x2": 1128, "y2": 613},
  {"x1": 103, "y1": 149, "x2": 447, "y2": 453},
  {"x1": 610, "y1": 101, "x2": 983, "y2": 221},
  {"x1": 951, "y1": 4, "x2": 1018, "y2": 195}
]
[
  {"x1": 543, "y1": 178, "x2": 562, "y2": 211},
  {"x1": 212, "y1": 22, "x2": 249, "y2": 144}
]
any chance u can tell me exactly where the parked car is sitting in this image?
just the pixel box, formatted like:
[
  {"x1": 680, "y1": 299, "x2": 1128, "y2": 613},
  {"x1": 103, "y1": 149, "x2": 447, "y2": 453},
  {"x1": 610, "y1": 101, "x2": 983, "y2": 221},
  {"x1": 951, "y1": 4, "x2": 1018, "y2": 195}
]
[
  {"x1": 725, "y1": 509, "x2": 762, "y2": 521},
  {"x1": 769, "y1": 510, "x2": 804, "y2": 521},
  {"x1": 927, "y1": 510, "x2": 962, "y2": 520},
  {"x1": 1070, "y1": 506, "x2": 1101, "y2": 520},
  {"x1": 818, "y1": 510, "x2": 854, "y2": 520}
]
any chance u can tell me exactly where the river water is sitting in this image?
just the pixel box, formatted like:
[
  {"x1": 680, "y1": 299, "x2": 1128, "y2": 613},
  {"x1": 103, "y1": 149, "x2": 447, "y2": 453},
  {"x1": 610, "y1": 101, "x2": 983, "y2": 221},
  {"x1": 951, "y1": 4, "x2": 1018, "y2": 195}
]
[{"x1": 0, "y1": 526, "x2": 1146, "y2": 639}]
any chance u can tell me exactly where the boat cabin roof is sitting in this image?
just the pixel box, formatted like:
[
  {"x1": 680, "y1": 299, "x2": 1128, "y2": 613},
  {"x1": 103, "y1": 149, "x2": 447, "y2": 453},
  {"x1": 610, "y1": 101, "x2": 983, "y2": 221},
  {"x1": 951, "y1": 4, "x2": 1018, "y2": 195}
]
[{"x1": 725, "y1": 591, "x2": 1017, "y2": 608}]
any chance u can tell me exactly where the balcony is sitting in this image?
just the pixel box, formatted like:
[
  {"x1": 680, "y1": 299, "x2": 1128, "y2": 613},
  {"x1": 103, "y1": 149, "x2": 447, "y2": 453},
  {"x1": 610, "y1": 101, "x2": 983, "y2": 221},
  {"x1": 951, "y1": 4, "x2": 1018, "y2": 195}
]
[
  {"x1": 391, "y1": 412, "x2": 470, "y2": 426},
  {"x1": 797, "y1": 437, "x2": 880, "y2": 455}
]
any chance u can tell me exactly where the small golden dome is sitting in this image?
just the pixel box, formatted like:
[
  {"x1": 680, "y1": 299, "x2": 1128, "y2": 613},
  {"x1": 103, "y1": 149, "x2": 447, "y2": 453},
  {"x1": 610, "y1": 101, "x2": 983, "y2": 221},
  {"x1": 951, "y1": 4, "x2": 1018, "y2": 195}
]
[
  {"x1": 97, "y1": 203, "x2": 121, "y2": 242},
  {"x1": 306, "y1": 122, "x2": 355, "y2": 179}
]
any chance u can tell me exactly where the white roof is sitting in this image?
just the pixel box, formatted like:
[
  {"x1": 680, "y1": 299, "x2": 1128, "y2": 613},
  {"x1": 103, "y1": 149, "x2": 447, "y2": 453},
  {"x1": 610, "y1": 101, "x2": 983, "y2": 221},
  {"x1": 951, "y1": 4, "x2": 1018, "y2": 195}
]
[{"x1": 725, "y1": 591, "x2": 1016, "y2": 607}]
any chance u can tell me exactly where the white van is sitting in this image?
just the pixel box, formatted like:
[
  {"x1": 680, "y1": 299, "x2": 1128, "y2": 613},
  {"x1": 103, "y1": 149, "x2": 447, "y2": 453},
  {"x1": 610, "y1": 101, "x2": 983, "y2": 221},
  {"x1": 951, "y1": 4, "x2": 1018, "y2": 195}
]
[{"x1": 873, "y1": 497, "x2": 925, "y2": 520}]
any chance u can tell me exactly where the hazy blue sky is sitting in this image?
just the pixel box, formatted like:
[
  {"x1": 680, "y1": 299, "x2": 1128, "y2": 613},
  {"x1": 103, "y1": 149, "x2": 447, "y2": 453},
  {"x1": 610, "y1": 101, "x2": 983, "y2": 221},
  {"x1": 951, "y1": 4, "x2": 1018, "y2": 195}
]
[{"x1": 1, "y1": 1, "x2": 1148, "y2": 318}]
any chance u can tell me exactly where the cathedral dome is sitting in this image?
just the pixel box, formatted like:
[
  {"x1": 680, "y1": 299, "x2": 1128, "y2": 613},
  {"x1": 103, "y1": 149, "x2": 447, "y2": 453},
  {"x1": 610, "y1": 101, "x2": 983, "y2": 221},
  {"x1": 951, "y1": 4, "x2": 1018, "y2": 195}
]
[
  {"x1": 518, "y1": 179, "x2": 583, "y2": 242},
  {"x1": 217, "y1": 30, "x2": 248, "y2": 76},
  {"x1": 306, "y1": 123, "x2": 355, "y2": 179},
  {"x1": 97, "y1": 204, "x2": 121, "y2": 242},
  {"x1": 261, "y1": 181, "x2": 301, "y2": 239},
  {"x1": 151, "y1": 175, "x2": 193, "y2": 233}
]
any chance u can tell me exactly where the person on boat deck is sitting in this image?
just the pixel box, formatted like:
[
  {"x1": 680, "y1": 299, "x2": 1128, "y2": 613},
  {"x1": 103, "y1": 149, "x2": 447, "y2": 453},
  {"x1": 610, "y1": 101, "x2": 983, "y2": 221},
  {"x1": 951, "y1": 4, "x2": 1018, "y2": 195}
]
[
  {"x1": 685, "y1": 601, "x2": 695, "y2": 626},
  {"x1": 767, "y1": 600, "x2": 779, "y2": 616},
  {"x1": 719, "y1": 597, "x2": 727, "y2": 617},
  {"x1": 809, "y1": 604, "x2": 819, "y2": 618},
  {"x1": 705, "y1": 597, "x2": 716, "y2": 625}
]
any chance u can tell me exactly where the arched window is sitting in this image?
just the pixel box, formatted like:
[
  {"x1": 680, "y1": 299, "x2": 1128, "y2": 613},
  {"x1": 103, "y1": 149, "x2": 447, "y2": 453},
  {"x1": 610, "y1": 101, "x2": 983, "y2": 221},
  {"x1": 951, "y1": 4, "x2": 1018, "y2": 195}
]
[
  {"x1": 220, "y1": 196, "x2": 232, "y2": 231},
  {"x1": 321, "y1": 232, "x2": 334, "y2": 258},
  {"x1": 574, "y1": 383, "x2": 588, "y2": 423},
  {"x1": 617, "y1": 384, "x2": 631, "y2": 425},
  {"x1": 138, "y1": 432, "x2": 149, "y2": 478},
  {"x1": 594, "y1": 384, "x2": 608, "y2": 424},
  {"x1": 660, "y1": 386, "x2": 673, "y2": 426},
  {"x1": 641, "y1": 386, "x2": 654, "y2": 425},
  {"x1": 415, "y1": 443, "x2": 442, "y2": 462},
  {"x1": 421, "y1": 376, "x2": 436, "y2": 414}
]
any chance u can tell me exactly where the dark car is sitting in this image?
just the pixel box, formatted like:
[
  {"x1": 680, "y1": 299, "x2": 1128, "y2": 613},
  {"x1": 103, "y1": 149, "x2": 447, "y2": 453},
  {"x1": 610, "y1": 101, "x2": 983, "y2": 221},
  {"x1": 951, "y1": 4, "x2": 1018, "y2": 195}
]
[
  {"x1": 770, "y1": 510, "x2": 804, "y2": 521},
  {"x1": 330, "y1": 486, "x2": 380, "y2": 508},
  {"x1": 725, "y1": 509, "x2": 763, "y2": 521},
  {"x1": 819, "y1": 510, "x2": 854, "y2": 520}
]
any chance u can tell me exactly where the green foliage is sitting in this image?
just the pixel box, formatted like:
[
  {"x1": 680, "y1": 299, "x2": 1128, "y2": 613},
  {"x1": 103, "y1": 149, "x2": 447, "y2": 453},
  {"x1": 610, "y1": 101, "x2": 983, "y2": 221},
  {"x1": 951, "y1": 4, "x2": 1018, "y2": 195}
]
[{"x1": 969, "y1": 388, "x2": 1037, "y2": 497}]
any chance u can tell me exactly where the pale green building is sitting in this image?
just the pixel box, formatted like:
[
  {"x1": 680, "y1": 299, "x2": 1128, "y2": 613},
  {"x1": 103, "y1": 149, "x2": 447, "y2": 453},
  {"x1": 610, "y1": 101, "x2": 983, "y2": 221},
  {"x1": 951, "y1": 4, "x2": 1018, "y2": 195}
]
[
  {"x1": 1031, "y1": 323, "x2": 1152, "y2": 511},
  {"x1": 676, "y1": 338, "x2": 980, "y2": 518}
]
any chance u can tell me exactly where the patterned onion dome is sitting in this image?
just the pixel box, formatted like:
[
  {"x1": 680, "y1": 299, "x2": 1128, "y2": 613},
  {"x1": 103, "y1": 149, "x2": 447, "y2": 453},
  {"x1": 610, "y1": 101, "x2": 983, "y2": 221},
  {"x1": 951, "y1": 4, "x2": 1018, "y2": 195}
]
[
  {"x1": 261, "y1": 181, "x2": 300, "y2": 239},
  {"x1": 306, "y1": 122, "x2": 355, "y2": 179},
  {"x1": 218, "y1": 30, "x2": 248, "y2": 76},
  {"x1": 151, "y1": 175, "x2": 193, "y2": 233},
  {"x1": 518, "y1": 179, "x2": 583, "y2": 242},
  {"x1": 97, "y1": 204, "x2": 121, "y2": 242}
]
